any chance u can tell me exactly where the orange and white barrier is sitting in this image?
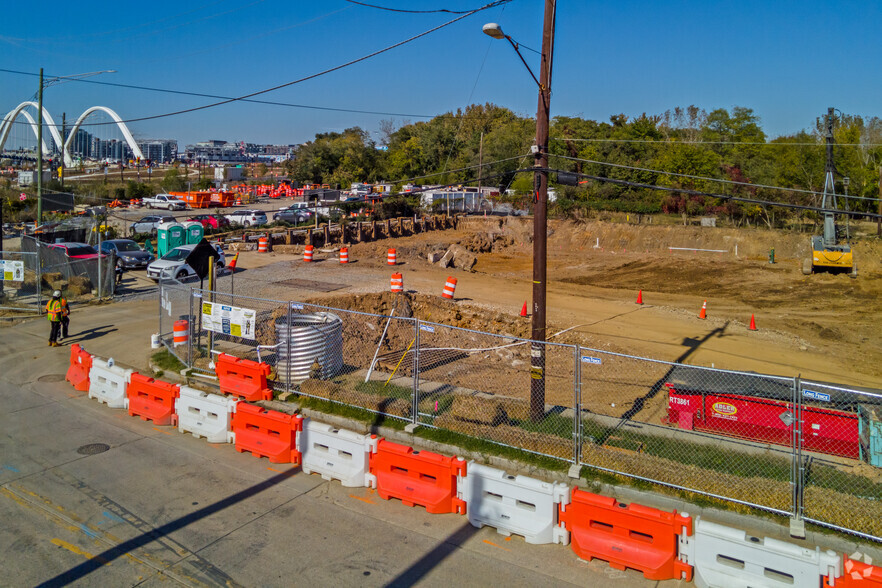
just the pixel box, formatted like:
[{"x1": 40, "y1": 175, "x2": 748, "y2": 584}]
[
  {"x1": 304, "y1": 245, "x2": 314, "y2": 262},
  {"x1": 258, "y1": 237, "x2": 269, "y2": 253},
  {"x1": 387, "y1": 248, "x2": 396, "y2": 265},
  {"x1": 442, "y1": 277, "x2": 457, "y2": 299},
  {"x1": 173, "y1": 319, "x2": 189, "y2": 347},
  {"x1": 390, "y1": 273, "x2": 403, "y2": 293},
  {"x1": 339, "y1": 247, "x2": 349, "y2": 264}
]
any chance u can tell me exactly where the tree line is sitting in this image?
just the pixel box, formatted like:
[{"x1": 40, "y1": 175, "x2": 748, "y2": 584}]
[{"x1": 281, "y1": 103, "x2": 882, "y2": 226}]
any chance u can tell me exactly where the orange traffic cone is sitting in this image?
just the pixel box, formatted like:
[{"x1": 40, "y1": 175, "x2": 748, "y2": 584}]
[
  {"x1": 636, "y1": 290, "x2": 643, "y2": 305},
  {"x1": 228, "y1": 252, "x2": 239, "y2": 271},
  {"x1": 698, "y1": 300, "x2": 707, "y2": 320},
  {"x1": 520, "y1": 301, "x2": 528, "y2": 317},
  {"x1": 749, "y1": 314, "x2": 757, "y2": 331}
]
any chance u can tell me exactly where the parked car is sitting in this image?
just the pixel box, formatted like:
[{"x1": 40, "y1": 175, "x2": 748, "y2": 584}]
[
  {"x1": 99, "y1": 239, "x2": 154, "y2": 269},
  {"x1": 146, "y1": 243, "x2": 226, "y2": 281},
  {"x1": 272, "y1": 209, "x2": 311, "y2": 224},
  {"x1": 143, "y1": 194, "x2": 188, "y2": 210},
  {"x1": 225, "y1": 209, "x2": 267, "y2": 227},
  {"x1": 47, "y1": 242, "x2": 105, "y2": 260},
  {"x1": 187, "y1": 214, "x2": 231, "y2": 230},
  {"x1": 130, "y1": 215, "x2": 176, "y2": 236}
]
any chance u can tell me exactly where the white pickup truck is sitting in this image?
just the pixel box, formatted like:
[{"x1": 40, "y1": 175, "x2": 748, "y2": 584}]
[{"x1": 143, "y1": 194, "x2": 188, "y2": 210}]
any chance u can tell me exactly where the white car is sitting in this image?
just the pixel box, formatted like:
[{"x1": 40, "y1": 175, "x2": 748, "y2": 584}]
[
  {"x1": 225, "y1": 209, "x2": 268, "y2": 227},
  {"x1": 146, "y1": 243, "x2": 226, "y2": 281}
]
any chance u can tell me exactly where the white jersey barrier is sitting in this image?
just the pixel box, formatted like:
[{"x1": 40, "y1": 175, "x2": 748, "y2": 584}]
[
  {"x1": 176, "y1": 386, "x2": 237, "y2": 444},
  {"x1": 88, "y1": 358, "x2": 133, "y2": 409},
  {"x1": 297, "y1": 418, "x2": 379, "y2": 487},
  {"x1": 458, "y1": 462, "x2": 570, "y2": 545},
  {"x1": 679, "y1": 517, "x2": 840, "y2": 588}
]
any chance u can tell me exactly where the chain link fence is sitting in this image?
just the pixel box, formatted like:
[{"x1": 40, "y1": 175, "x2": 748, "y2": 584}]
[
  {"x1": 0, "y1": 250, "x2": 41, "y2": 313},
  {"x1": 158, "y1": 280, "x2": 882, "y2": 543}
]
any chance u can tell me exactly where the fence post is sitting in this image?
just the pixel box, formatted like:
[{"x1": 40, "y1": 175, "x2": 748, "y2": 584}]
[
  {"x1": 569, "y1": 345, "x2": 582, "y2": 478},
  {"x1": 36, "y1": 249, "x2": 42, "y2": 312},
  {"x1": 285, "y1": 302, "x2": 292, "y2": 397},
  {"x1": 411, "y1": 318, "x2": 420, "y2": 427},
  {"x1": 187, "y1": 286, "x2": 194, "y2": 368},
  {"x1": 790, "y1": 375, "x2": 806, "y2": 539}
]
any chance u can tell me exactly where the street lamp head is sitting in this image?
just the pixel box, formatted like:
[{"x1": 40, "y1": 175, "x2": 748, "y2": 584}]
[{"x1": 482, "y1": 22, "x2": 505, "y2": 39}]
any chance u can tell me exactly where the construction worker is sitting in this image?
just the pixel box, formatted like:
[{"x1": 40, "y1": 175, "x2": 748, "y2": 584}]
[
  {"x1": 60, "y1": 292, "x2": 71, "y2": 341},
  {"x1": 46, "y1": 290, "x2": 64, "y2": 347}
]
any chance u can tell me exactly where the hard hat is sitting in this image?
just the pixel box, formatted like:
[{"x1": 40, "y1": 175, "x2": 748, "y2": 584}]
[{"x1": 53, "y1": 290, "x2": 61, "y2": 298}]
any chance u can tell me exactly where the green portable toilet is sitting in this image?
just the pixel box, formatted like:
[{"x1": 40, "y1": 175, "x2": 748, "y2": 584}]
[
  {"x1": 183, "y1": 221, "x2": 204, "y2": 245},
  {"x1": 157, "y1": 222, "x2": 185, "y2": 258}
]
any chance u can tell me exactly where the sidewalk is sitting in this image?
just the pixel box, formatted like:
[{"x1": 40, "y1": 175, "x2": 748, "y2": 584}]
[{"x1": 0, "y1": 300, "x2": 673, "y2": 587}]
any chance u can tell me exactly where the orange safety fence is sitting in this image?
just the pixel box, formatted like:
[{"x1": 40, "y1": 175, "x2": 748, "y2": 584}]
[
  {"x1": 370, "y1": 439, "x2": 466, "y2": 514},
  {"x1": 559, "y1": 489, "x2": 693, "y2": 581},
  {"x1": 232, "y1": 402, "x2": 303, "y2": 464},
  {"x1": 126, "y1": 373, "x2": 180, "y2": 426},
  {"x1": 215, "y1": 353, "x2": 274, "y2": 401}
]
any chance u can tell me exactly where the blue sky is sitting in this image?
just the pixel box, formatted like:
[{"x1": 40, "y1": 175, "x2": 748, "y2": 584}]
[{"x1": 2, "y1": 0, "x2": 880, "y2": 147}]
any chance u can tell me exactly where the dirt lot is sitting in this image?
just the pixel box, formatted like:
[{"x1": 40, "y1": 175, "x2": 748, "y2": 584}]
[{"x1": 276, "y1": 215, "x2": 882, "y2": 390}]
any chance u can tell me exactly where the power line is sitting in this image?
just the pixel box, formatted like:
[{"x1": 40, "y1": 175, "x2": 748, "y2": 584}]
[
  {"x1": 549, "y1": 153, "x2": 882, "y2": 203},
  {"x1": 551, "y1": 136, "x2": 882, "y2": 147},
  {"x1": 6, "y1": 2, "x2": 504, "y2": 129},
  {"x1": 342, "y1": 0, "x2": 510, "y2": 14}
]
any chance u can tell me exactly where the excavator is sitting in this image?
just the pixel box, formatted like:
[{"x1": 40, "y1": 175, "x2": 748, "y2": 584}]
[{"x1": 803, "y1": 107, "x2": 857, "y2": 277}]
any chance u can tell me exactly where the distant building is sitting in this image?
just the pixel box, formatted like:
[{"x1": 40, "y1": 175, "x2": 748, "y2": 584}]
[
  {"x1": 184, "y1": 140, "x2": 294, "y2": 164},
  {"x1": 137, "y1": 139, "x2": 177, "y2": 163}
]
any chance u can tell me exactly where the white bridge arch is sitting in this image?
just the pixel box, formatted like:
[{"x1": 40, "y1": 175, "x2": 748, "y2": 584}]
[{"x1": 0, "y1": 103, "x2": 143, "y2": 167}]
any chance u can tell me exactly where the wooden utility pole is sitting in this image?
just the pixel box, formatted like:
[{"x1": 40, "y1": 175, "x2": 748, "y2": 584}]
[
  {"x1": 529, "y1": 0, "x2": 556, "y2": 422},
  {"x1": 478, "y1": 131, "x2": 484, "y2": 189},
  {"x1": 878, "y1": 166, "x2": 881, "y2": 237}
]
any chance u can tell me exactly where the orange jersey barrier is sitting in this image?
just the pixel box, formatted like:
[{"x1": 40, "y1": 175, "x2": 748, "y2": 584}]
[
  {"x1": 126, "y1": 373, "x2": 180, "y2": 426},
  {"x1": 559, "y1": 489, "x2": 693, "y2": 581},
  {"x1": 370, "y1": 440, "x2": 466, "y2": 514},
  {"x1": 215, "y1": 353, "x2": 274, "y2": 401},
  {"x1": 232, "y1": 402, "x2": 303, "y2": 464},
  {"x1": 65, "y1": 343, "x2": 92, "y2": 392},
  {"x1": 829, "y1": 557, "x2": 882, "y2": 587}
]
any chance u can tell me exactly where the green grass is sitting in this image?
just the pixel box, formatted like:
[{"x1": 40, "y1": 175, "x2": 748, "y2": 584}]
[
  {"x1": 151, "y1": 348, "x2": 186, "y2": 373},
  {"x1": 294, "y1": 394, "x2": 407, "y2": 431},
  {"x1": 806, "y1": 462, "x2": 882, "y2": 499},
  {"x1": 355, "y1": 380, "x2": 413, "y2": 400},
  {"x1": 513, "y1": 413, "x2": 575, "y2": 440}
]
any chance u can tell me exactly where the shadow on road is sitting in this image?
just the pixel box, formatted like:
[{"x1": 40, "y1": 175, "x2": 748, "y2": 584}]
[
  {"x1": 384, "y1": 522, "x2": 479, "y2": 587},
  {"x1": 37, "y1": 469, "x2": 297, "y2": 587},
  {"x1": 64, "y1": 325, "x2": 118, "y2": 344}
]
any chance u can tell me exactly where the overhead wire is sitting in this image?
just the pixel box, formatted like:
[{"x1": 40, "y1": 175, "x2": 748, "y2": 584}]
[
  {"x1": 8, "y1": 0, "x2": 507, "y2": 129},
  {"x1": 551, "y1": 136, "x2": 882, "y2": 147},
  {"x1": 341, "y1": 0, "x2": 509, "y2": 14},
  {"x1": 549, "y1": 153, "x2": 882, "y2": 203}
]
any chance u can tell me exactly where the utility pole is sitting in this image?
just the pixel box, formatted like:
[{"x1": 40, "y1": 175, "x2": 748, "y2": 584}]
[
  {"x1": 478, "y1": 131, "x2": 484, "y2": 189},
  {"x1": 529, "y1": 0, "x2": 556, "y2": 422},
  {"x1": 60, "y1": 112, "x2": 65, "y2": 190},
  {"x1": 36, "y1": 68, "x2": 44, "y2": 225},
  {"x1": 878, "y1": 166, "x2": 881, "y2": 237}
]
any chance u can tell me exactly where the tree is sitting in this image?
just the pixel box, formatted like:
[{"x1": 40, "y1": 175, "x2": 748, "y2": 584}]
[{"x1": 161, "y1": 168, "x2": 185, "y2": 192}]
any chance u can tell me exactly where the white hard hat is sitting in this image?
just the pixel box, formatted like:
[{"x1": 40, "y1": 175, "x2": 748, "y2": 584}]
[{"x1": 53, "y1": 290, "x2": 61, "y2": 297}]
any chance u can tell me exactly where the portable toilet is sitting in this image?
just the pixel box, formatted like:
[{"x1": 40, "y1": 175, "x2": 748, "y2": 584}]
[
  {"x1": 183, "y1": 221, "x2": 204, "y2": 245},
  {"x1": 157, "y1": 222, "x2": 185, "y2": 258}
]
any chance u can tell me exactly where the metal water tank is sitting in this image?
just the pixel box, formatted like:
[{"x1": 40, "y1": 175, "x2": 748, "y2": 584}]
[{"x1": 275, "y1": 312, "x2": 343, "y2": 383}]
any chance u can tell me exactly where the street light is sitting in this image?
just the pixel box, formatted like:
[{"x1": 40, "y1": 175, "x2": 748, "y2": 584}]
[
  {"x1": 35, "y1": 69, "x2": 116, "y2": 224},
  {"x1": 484, "y1": 1, "x2": 556, "y2": 422}
]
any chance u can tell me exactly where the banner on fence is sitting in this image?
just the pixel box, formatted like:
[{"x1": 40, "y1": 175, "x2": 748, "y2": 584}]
[
  {"x1": 201, "y1": 301, "x2": 256, "y2": 339},
  {"x1": 0, "y1": 260, "x2": 24, "y2": 282}
]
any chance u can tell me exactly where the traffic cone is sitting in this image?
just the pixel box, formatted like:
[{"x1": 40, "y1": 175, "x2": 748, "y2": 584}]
[
  {"x1": 749, "y1": 314, "x2": 757, "y2": 331},
  {"x1": 636, "y1": 290, "x2": 643, "y2": 305},
  {"x1": 520, "y1": 301, "x2": 528, "y2": 317},
  {"x1": 228, "y1": 252, "x2": 239, "y2": 272},
  {"x1": 698, "y1": 300, "x2": 707, "y2": 320}
]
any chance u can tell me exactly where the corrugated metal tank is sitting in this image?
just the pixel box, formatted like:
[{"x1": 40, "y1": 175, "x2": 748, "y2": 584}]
[{"x1": 275, "y1": 312, "x2": 343, "y2": 383}]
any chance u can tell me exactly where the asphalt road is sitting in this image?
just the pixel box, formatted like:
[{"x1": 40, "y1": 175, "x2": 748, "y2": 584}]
[{"x1": 0, "y1": 300, "x2": 676, "y2": 587}]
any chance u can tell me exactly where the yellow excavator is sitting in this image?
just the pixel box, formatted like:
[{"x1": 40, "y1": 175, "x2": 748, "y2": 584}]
[{"x1": 803, "y1": 108, "x2": 857, "y2": 277}]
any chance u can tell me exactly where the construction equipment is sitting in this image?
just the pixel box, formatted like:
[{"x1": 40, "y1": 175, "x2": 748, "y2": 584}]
[{"x1": 803, "y1": 107, "x2": 857, "y2": 277}]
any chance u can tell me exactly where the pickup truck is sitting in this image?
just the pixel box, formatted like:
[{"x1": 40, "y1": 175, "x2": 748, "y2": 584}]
[{"x1": 143, "y1": 194, "x2": 188, "y2": 210}]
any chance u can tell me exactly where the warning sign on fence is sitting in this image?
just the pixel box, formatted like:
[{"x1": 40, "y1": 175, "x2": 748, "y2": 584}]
[
  {"x1": 0, "y1": 260, "x2": 24, "y2": 282},
  {"x1": 201, "y1": 302, "x2": 256, "y2": 340}
]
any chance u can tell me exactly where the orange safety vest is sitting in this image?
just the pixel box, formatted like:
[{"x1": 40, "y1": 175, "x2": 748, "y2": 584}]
[{"x1": 46, "y1": 299, "x2": 63, "y2": 322}]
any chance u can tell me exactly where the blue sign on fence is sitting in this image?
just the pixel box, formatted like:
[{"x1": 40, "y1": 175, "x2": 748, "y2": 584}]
[
  {"x1": 581, "y1": 356, "x2": 602, "y2": 365},
  {"x1": 803, "y1": 389, "x2": 831, "y2": 402}
]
